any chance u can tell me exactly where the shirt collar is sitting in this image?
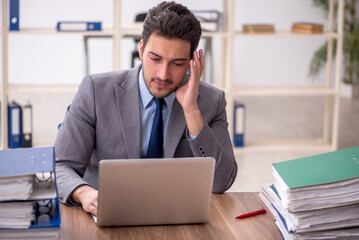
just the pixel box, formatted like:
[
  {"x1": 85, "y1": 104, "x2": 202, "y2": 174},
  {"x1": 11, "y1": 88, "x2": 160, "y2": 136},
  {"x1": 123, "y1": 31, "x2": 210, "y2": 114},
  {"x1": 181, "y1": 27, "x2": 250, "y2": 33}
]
[{"x1": 139, "y1": 68, "x2": 176, "y2": 109}]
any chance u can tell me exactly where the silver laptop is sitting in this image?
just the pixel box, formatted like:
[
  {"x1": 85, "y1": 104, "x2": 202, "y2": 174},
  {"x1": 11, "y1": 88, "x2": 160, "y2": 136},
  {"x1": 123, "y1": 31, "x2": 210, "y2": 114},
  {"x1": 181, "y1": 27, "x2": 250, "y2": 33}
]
[{"x1": 96, "y1": 157, "x2": 215, "y2": 227}]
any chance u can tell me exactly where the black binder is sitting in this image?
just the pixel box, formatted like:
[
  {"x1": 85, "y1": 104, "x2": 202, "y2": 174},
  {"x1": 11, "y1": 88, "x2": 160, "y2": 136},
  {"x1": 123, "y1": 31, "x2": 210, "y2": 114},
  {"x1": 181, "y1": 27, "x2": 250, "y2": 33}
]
[{"x1": 21, "y1": 104, "x2": 33, "y2": 148}]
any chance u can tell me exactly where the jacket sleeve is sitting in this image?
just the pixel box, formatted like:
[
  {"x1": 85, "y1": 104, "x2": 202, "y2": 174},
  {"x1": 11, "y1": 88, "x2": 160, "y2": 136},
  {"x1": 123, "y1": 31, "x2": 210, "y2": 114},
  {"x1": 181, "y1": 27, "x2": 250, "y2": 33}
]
[
  {"x1": 187, "y1": 90, "x2": 237, "y2": 193},
  {"x1": 54, "y1": 76, "x2": 96, "y2": 204}
]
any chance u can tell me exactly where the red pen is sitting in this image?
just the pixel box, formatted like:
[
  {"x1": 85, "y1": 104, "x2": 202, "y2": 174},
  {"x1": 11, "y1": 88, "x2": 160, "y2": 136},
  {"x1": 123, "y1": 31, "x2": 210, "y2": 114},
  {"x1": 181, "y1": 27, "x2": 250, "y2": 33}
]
[{"x1": 235, "y1": 209, "x2": 266, "y2": 219}]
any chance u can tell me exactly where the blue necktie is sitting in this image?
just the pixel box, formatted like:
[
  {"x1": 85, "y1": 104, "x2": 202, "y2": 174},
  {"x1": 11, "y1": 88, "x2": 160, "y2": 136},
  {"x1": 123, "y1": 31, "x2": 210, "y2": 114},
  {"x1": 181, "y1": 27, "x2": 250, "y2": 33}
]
[{"x1": 146, "y1": 98, "x2": 165, "y2": 158}]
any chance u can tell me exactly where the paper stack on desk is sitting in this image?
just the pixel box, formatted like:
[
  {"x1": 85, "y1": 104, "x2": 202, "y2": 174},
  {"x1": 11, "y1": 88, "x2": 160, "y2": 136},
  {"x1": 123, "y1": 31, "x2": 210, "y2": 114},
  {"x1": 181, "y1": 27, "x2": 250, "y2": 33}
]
[
  {"x1": 0, "y1": 147, "x2": 61, "y2": 239},
  {"x1": 0, "y1": 175, "x2": 34, "y2": 201},
  {"x1": 0, "y1": 202, "x2": 34, "y2": 229},
  {"x1": 259, "y1": 147, "x2": 359, "y2": 240}
]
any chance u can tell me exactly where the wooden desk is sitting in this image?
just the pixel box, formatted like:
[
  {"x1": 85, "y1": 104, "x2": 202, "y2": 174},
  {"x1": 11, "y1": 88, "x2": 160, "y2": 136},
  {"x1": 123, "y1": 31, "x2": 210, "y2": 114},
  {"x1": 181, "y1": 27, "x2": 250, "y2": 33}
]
[{"x1": 59, "y1": 192, "x2": 282, "y2": 240}]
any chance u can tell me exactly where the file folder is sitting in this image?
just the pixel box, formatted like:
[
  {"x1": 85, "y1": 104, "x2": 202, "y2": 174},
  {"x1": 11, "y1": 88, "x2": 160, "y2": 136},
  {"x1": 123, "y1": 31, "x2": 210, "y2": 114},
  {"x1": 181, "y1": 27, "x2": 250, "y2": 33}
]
[
  {"x1": 233, "y1": 103, "x2": 245, "y2": 147},
  {"x1": 56, "y1": 21, "x2": 102, "y2": 32},
  {"x1": 21, "y1": 104, "x2": 32, "y2": 148},
  {"x1": 8, "y1": 102, "x2": 22, "y2": 148},
  {"x1": 0, "y1": 147, "x2": 61, "y2": 237},
  {"x1": 9, "y1": 0, "x2": 20, "y2": 31},
  {"x1": 0, "y1": 147, "x2": 55, "y2": 188}
]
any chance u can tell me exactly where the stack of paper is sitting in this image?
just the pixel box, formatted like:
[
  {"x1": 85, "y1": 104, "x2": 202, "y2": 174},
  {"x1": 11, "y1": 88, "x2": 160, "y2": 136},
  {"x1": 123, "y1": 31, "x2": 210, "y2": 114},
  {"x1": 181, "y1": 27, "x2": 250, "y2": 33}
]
[
  {"x1": 193, "y1": 10, "x2": 222, "y2": 32},
  {"x1": 0, "y1": 202, "x2": 34, "y2": 228},
  {"x1": 0, "y1": 147, "x2": 61, "y2": 239},
  {"x1": 0, "y1": 175, "x2": 34, "y2": 201},
  {"x1": 259, "y1": 147, "x2": 359, "y2": 240}
]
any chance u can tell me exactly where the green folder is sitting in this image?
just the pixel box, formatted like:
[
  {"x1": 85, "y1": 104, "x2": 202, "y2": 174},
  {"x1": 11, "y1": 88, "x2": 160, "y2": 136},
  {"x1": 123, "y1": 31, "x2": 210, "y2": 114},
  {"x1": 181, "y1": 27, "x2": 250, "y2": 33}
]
[{"x1": 273, "y1": 147, "x2": 359, "y2": 189}]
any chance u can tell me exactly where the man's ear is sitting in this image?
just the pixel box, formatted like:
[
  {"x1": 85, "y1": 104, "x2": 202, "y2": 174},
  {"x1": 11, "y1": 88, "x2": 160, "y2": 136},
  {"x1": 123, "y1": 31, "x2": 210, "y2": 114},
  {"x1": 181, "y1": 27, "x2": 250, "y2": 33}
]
[{"x1": 139, "y1": 39, "x2": 144, "y2": 60}]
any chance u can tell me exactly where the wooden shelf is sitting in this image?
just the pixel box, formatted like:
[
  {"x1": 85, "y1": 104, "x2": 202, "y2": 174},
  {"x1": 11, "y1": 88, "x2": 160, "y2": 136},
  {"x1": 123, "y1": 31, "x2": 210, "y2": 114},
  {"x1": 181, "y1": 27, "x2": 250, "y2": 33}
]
[
  {"x1": 7, "y1": 84, "x2": 79, "y2": 93},
  {"x1": 232, "y1": 86, "x2": 337, "y2": 96},
  {"x1": 234, "y1": 30, "x2": 338, "y2": 38},
  {"x1": 121, "y1": 23, "x2": 228, "y2": 38},
  {"x1": 234, "y1": 140, "x2": 334, "y2": 153},
  {"x1": 7, "y1": 28, "x2": 115, "y2": 36}
]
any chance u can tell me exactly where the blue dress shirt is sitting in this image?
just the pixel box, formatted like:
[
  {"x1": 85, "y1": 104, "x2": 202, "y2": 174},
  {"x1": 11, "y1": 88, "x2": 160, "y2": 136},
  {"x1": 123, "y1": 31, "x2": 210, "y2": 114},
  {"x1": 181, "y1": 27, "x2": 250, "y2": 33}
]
[{"x1": 139, "y1": 69, "x2": 176, "y2": 158}]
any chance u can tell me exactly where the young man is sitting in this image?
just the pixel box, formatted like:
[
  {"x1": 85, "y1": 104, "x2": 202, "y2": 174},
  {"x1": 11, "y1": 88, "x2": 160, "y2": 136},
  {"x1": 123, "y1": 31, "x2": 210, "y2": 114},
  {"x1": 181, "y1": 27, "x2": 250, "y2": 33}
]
[{"x1": 55, "y1": 1, "x2": 237, "y2": 216}]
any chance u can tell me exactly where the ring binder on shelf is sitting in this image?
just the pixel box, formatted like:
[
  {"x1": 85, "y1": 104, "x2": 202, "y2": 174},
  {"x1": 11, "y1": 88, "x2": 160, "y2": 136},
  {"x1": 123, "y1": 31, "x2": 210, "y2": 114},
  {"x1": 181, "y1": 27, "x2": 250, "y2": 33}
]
[
  {"x1": 9, "y1": 0, "x2": 20, "y2": 31},
  {"x1": 8, "y1": 102, "x2": 22, "y2": 148},
  {"x1": 233, "y1": 103, "x2": 245, "y2": 147},
  {"x1": 56, "y1": 21, "x2": 102, "y2": 32},
  {"x1": 21, "y1": 104, "x2": 32, "y2": 148}
]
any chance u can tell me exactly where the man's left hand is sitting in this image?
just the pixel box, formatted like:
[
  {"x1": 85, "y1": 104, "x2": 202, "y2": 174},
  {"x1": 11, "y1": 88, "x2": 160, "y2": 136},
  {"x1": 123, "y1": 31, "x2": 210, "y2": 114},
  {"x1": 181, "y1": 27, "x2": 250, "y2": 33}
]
[{"x1": 175, "y1": 49, "x2": 205, "y2": 136}]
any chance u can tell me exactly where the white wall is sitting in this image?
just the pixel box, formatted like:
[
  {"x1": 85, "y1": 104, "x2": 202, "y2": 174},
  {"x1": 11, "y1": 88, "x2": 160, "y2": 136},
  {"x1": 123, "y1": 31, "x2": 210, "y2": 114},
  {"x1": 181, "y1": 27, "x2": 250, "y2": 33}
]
[{"x1": 5, "y1": 0, "x2": 329, "y2": 146}]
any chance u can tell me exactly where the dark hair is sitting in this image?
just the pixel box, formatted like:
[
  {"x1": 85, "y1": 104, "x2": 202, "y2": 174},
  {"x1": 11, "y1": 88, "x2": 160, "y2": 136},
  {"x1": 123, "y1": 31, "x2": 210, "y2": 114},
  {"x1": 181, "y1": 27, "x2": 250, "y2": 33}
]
[{"x1": 142, "y1": 1, "x2": 202, "y2": 58}]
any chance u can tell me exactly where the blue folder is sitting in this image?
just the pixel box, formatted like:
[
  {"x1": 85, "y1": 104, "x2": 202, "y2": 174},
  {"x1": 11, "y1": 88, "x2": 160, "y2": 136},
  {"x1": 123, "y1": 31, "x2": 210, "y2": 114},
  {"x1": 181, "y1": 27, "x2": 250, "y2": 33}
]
[
  {"x1": 56, "y1": 21, "x2": 102, "y2": 32},
  {"x1": 9, "y1": 0, "x2": 19, "y2": 31},
  {"x1": 0, "y1": 146, "x2": 54, "y2": 177},
  {"x1": 8, "y1": 102, "x2": 22, "y2": 148},
  {"x1": 0, "y1": 147, "x2": 61, "y2": 231},
  {"x1": 233, "y1": 103, "x2": 245, "y2": 147}
]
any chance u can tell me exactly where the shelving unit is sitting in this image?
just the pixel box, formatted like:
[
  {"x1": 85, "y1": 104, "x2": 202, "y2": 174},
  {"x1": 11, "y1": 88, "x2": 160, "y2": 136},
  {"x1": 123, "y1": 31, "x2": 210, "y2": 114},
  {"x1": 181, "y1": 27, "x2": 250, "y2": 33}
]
[
  {"x1": 1, "y1": 0, "x2": 344, "y2": 152},
  {"x1": 228, "y1": 0, "x2": 344, "y2": 152},
  {"x1": 0, "y1": 0, "x2": 122, "y2": 149}
]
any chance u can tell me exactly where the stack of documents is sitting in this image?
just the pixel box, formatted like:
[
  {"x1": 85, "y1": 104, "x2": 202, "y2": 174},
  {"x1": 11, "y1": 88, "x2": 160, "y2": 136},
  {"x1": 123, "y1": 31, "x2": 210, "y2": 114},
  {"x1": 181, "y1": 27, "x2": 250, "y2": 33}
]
[
  {"x1": 259, "y1": 147, "x2": 359, "y2": 240},
  {"x1": 0, "y1": 147, "x2": 61, "y2": 239},
  {"x1": 0, "y1": 175, "x2": 33, "y2": 201},
  {"x1": 193, "y1": 10, "x2": 222, "y2": 32},
  {"x1": 0, "y1": 202, "x2": 34, "y2": 229}
]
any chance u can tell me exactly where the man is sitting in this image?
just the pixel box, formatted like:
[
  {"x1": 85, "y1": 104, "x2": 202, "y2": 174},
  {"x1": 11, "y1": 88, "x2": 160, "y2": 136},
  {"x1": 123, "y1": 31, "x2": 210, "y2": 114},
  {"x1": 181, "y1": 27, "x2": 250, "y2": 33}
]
[{"x1": 55, "y1": 1, "x2": 237, "y2": 216}]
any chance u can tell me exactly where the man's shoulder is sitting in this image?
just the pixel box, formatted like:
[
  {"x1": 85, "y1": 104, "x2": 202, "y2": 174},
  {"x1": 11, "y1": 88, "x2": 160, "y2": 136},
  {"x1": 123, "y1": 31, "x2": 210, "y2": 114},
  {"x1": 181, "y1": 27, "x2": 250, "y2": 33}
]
[
  {"x1": 86, "y1": 65, "x2": 141, "y2": 86},
  {"x1": 90, "y1": 70, "x2": 126, "y2": 79},
  {"x1": 88, "y1": 69, "x2": 131, "y2": 84},
  {"x1": 199, "y1": 81, "x2": 224, "y2": 97}
]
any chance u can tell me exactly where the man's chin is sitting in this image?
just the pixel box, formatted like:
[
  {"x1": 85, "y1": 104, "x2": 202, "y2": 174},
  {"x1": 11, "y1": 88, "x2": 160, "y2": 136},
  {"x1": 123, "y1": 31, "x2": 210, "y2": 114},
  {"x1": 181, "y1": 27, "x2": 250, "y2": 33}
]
[
  {"x1": 150, "y1": 91, "x2": 170, "y2": 99},
  {"x1": 149, "y1": 88, "x2": 175, "y2": 99}
]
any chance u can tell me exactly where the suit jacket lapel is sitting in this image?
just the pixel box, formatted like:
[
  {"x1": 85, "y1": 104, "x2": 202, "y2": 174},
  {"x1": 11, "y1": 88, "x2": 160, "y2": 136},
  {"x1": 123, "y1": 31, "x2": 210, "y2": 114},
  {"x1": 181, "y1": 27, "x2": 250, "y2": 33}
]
[
  {"x1": 164, "y1": 99, "x2": 186, "y2": 158},
  {"x1": 114, "y1": 67, "x2": 142, "y2": 159}
]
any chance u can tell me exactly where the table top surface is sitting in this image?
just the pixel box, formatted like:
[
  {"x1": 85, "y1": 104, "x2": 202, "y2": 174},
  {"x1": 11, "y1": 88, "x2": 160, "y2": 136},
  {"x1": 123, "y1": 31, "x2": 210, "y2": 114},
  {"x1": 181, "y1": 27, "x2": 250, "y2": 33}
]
[{"x1": 59, "y1": 192, "x2": 282, "y2": 240}]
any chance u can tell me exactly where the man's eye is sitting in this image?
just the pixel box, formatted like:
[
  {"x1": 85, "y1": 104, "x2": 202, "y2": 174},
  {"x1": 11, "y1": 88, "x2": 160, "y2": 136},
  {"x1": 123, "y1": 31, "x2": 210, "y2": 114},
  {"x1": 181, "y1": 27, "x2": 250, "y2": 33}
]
[
  {"x1": 173, "y1": 62, "x2": 184, "y2": 67},
  {"x1": 151, "y1": 58, "x2": 160, "y2": 62}
]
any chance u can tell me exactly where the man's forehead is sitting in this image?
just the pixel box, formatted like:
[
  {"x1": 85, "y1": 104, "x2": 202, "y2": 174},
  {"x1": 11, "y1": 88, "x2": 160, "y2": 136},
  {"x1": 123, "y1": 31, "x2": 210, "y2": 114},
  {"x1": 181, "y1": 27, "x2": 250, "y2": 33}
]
[{"x1": 144, "y1": 34, "x2": 191, "y2": 60}]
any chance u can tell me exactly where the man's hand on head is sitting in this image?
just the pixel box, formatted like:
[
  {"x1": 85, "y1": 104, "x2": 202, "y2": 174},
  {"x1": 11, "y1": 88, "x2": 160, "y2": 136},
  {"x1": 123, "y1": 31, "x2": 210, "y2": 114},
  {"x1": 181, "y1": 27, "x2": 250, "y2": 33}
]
[
  {"x1": 71, "y1": 185, "x2": 98, "y2": 216},
  {"x1": 175, "y1": 49, "x2": 205, "y2": 136}
]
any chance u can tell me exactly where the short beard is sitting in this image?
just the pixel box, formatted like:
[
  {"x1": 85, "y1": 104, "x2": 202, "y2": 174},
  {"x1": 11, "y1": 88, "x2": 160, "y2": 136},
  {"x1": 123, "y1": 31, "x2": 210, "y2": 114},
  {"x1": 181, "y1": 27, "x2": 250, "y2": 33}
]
[{"x1": 144, "y1": 76, "x2": 176, "y2": 99}]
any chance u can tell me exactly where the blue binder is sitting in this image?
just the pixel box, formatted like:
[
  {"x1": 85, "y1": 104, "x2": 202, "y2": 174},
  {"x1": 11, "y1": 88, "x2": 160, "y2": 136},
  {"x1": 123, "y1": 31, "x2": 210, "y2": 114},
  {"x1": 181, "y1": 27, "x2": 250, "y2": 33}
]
[
  {"x1": 56, "y1": 21, "x2": 102, "y2": 32},
  {"x1": 0, "y1": 147, "x2": 61, "y2": 233},
  {"x1": 233, "y1": 103, "x2": 245, "y2": 147},
  {"x1": 9, "y1": 0, "x2": 20, "y2": 31},
  {"x1": 8, "y1": 102, "x2": 22, "y2": 148},
  {"x1": 0, "y1": 147, "x2": 54, "y2": 177}
]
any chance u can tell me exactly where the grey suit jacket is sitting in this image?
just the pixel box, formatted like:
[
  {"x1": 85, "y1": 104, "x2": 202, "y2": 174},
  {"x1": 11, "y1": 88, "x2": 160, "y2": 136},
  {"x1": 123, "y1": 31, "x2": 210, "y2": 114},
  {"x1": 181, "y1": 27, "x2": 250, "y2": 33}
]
[{"x1": 55, "y1": 65, "x2": 237, "y2": 204}]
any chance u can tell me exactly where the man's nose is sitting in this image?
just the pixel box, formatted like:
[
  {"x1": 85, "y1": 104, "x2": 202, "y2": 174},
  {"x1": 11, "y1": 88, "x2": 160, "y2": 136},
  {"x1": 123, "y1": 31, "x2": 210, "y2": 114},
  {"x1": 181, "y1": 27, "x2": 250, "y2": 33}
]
[{"x1": 157, "y1": 64, "x2": 170, "y2": 80}]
